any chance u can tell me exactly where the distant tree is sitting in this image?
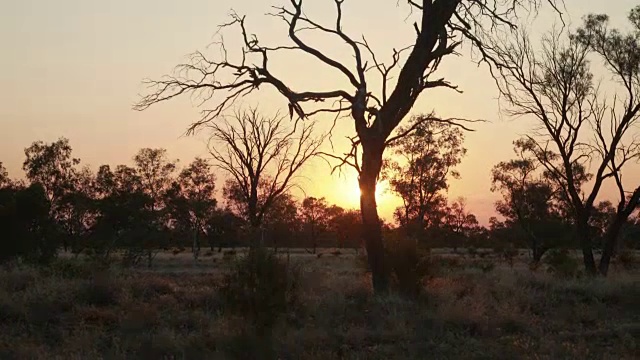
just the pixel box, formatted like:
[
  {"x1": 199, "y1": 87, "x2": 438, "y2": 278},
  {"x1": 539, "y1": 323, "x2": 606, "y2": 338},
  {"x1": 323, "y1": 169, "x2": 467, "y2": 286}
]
[
  {"x1": 384, "y1": 114, "x2": 467, "y2": 237},
  {"x1": 57, "y1": 166, "x2": 99, "y2": 255},
  {"x1": 0, "y1": 183, "x2": 57, "y2": 264},
  {"x1": 211, "y1": 108, "x2": 321, "y2": 246},
  {"x1": 133, "y1": 148, "x2": 177, "y2": 266},
  {"x1": 491, "y1": 140, "x2": 567, "y2": 262},
  {"x1": 22, "y1": 137, "x2": 80, "y2": 251},
  {"x1": 328, "y1": 208, "x2": 362, "y2": 249},
  {"x1": 134, "y1": 0, "x2": 562, "y2": 293},
  {"x1": 489, "y1": 9, "x2": 640, "y2": 275},
  {"x1": 263, "y1": 192, "x2": 300, "y2": 251},
  {"x1": 166, "y1": 157, "x2": 217, "y2": 260},
  {"x1": 0, "y1": 162, "x2": 9, "y2": 188},
  {"x1": 93, "y1": 164, "x2": 155, "y2": 265},
  {"x1": 204, "y1": 207, "x2": 244, "y2": 251},
  {"x1": 443, "y1": 198, "x2": 478, "y2": 251},
  {"x1": 300, "y1": 197, "x2": 331, "y2": 254}
]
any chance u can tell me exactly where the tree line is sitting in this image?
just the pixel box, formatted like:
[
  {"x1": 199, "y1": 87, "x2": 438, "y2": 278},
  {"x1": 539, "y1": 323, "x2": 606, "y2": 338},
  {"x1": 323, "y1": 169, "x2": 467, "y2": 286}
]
[{"x1": 0, "y1": 136, "x2": 366, "y2": 267}]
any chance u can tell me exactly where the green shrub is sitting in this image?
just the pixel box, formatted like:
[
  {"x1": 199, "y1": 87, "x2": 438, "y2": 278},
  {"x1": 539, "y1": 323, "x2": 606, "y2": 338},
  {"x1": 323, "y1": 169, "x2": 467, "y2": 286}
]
[
  {"x1": 220, "y1": 247, "x2": 300, "y2": 334},
  {"x1": 544, "y1": 249, "x2": 580, "y2": 278}
]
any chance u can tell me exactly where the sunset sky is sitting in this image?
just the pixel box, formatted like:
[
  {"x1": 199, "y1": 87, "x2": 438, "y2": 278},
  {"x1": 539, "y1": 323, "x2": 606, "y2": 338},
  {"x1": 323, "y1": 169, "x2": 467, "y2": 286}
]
[{"x1": 1, "y1": 0, "x2": 639, "y2": 224}]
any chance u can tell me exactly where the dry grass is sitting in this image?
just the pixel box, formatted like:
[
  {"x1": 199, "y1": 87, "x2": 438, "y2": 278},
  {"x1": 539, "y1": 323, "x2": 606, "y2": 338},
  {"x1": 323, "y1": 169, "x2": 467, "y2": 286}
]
[{"x1": 0, "y1": 251, "x2": 638, "y2": 359}]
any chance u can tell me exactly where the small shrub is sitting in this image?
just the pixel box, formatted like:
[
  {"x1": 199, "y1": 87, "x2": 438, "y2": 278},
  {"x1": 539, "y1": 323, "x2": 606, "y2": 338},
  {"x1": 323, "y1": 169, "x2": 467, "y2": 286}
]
[
  {"x1": 355, "y1": 250, "x2": 370, "y2": 272},
  {"x1": 544, "y1": 249, "x2": 580, "y2": 278},
  {"x1": 615, "y1": 250, "x2": 638, "y2": 270},
  {"x1": 129, "y1": 276, "x2": 176, "y2": 301},
  {"x1": 0, "y1": 268, "x2": 38, "y2": 292},
  {"x1": 75, "y1": 275, "x2": 120, "y2": 307},
  {"x1": 467, "y1": 246, "x2": 478, "y2": 258},
  {"x1": 46, "y1": 259, "x2": 97, "y2": 279},
  {"x1": 501, "y1": 245, "x2": 519, "y2": 268},
  {"x1": 220, "y1": 247, "x2": 300, "y2": 334},
  {"x1": 438, "y1": 256, "x2": 462, "y2": 270},
  {"x1": 223, "y1": 250, "x2": 237, "y2": 259},
  {"x1": 480, "y1": 261, "x2": 496, "y2": 273}
]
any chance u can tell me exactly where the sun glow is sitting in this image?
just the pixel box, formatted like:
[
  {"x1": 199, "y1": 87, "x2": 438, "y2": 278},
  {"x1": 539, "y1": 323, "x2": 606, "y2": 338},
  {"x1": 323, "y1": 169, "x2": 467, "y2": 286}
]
[{"x1": 338, "y1": 177, "x2": 392, "y2": 208}]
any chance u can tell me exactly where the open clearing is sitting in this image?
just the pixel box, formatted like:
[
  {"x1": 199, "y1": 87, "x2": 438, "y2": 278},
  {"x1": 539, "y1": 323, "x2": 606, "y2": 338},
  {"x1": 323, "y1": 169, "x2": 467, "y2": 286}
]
[{"x1": 1, "y1": 249, "x2": 638, "y2": 359}]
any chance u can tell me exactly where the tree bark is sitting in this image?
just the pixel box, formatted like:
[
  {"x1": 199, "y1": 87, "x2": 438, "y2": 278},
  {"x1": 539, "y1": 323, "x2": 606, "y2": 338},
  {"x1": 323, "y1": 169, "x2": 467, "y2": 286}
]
[
  {"x1": 359, "y1": 142, "x2": 389, "y2": 294},
  {"x1": 599, "y1": 217, "x2": 625, "y2": 276},
  {"x1": 576, "y1": 219, "x2": 597, "y2": 276}
]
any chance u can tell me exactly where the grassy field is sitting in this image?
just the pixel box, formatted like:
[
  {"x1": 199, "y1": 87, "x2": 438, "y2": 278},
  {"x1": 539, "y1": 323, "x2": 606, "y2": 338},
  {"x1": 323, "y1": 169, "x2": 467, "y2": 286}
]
[{"x1": 0, "y1": 249, "x2": 638, "y2": 359}]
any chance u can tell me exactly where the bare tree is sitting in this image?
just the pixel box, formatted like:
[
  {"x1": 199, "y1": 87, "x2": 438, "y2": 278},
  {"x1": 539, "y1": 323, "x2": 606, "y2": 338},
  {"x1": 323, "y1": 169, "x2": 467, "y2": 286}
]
[
  {"x1": 134, "y1": 0, "x2": 561, "y2": 293},
  {"x1": 211, "y1": 108, "x2": 321, "y2": 245},
  {"x1": 488, "y1": 11, "x2": 640, "y2": 276}
]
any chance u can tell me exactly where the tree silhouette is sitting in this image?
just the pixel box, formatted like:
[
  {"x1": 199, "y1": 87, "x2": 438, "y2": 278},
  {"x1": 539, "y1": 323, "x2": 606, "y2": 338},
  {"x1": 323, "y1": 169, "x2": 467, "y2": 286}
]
[
  {"x1": 166, "y1": 157, "x2": 217, "y2": 260},
  {"x1": 211, "y1": 108, "x2": 321, "y2": 245},
  {"x1": 489, "y1": 9, "x2": 640, "y2": 275},
  {"x1": 263, "y1": 192, "x2": 300, "y2": 251},
  {"x1": 134, "y1": 0, "x2": 562, "y2": 293},
  {"x1": 300, "y1": 197, "x2": 331, "y2": 254},
  {"x1": 132, "y1": 148, "x2": 177, "y2": 266},
  {"x1": 0, "y1": 162, "x2": 9, "y2": 188},
  {"x1": 22, "y1": 138, "x2": 81, "y2": 252},
  {"x1": 385, "y1": 114, "x2": 466, "y2": 237},
  {"x1": 491, "y1": 140, "x2": 567, "y2": 262}
]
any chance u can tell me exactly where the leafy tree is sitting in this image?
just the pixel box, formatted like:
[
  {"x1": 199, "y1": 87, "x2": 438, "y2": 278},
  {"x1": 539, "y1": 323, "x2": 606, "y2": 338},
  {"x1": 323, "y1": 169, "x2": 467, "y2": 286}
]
[
  {"x1": 57, "y1": 166, "x2": 99, "y2": 255},
  {"x1": 166, "y1": 157, "x2": 217, "y2": 260},
  {"x1": 443, "y1": 198, "x2": 479, "y2": 251},
  {"x1": 491, "y1": 140, "x2": 567, "y2": 262},
  {"x1": 92, "y1": 164, "x2": 155, "y2": 265},
  {"x1": 385, "y1": 115, "x2": 467, "y2": 237},
  {"x1": 328, "y1": 208, "x2": 362, "y2": 249},
  {"x1": 263, "y1": 192, "x2": 300, "y2": 251},
  {"x1": 0, "y1": 183, "x2": 57, "y2": 264},
  {"x1": 300, "y1": 197, "x2": 331, "y2": 254},
  {"x1": 133, "y1": 148, "x2": 177, "y2": 266},
  {"x1": 0, "y1": 162, "x2": 9, "y2": 188},
  {"x1": 22, "y1": 137, "x2": 80, "y2": 251},
  {"x1": 204, "y1": 207, "x2": 244, "y2": 250},
  {"x1": 135, "y1": 0, "x2": 562, "y2": 293}
]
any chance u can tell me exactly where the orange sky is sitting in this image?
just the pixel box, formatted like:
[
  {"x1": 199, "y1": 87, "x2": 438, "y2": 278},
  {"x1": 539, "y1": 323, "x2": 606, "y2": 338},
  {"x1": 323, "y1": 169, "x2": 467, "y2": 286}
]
[{"x1": 1, "y1": 0, "x2": 639, "y2": 224}]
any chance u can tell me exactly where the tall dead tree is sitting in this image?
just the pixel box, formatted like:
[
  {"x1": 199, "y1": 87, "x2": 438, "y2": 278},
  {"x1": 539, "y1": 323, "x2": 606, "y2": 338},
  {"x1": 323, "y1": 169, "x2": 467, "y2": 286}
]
[
  {"x1": 135, "y1": 0, "x2": 561, "y2": 293},
  {"x1": 211, "y1": 108, "x2": 321, "y2": 246},
  {"x1": 488, "y1": 12, "x2": 640, "y2": 276}
]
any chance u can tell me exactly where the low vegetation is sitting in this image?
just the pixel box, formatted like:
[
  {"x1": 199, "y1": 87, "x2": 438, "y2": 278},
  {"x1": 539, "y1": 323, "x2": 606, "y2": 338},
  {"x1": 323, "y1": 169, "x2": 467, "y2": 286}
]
[{"x1": 0, "y1": 249, "x2": 637, "y2": 359}]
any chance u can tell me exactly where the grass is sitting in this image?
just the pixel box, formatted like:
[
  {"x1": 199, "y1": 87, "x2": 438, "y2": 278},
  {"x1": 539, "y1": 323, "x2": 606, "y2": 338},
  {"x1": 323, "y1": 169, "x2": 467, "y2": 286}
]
[{"x1": 0, "y1": 249, "x2": 638, "y2": 359}]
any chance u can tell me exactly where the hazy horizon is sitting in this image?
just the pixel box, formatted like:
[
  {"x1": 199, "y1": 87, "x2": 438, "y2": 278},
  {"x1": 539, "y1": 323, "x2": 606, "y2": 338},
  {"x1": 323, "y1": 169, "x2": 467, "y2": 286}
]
[{"x1": 2, "y1": 0, "x2": 639, "y2": 224}]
